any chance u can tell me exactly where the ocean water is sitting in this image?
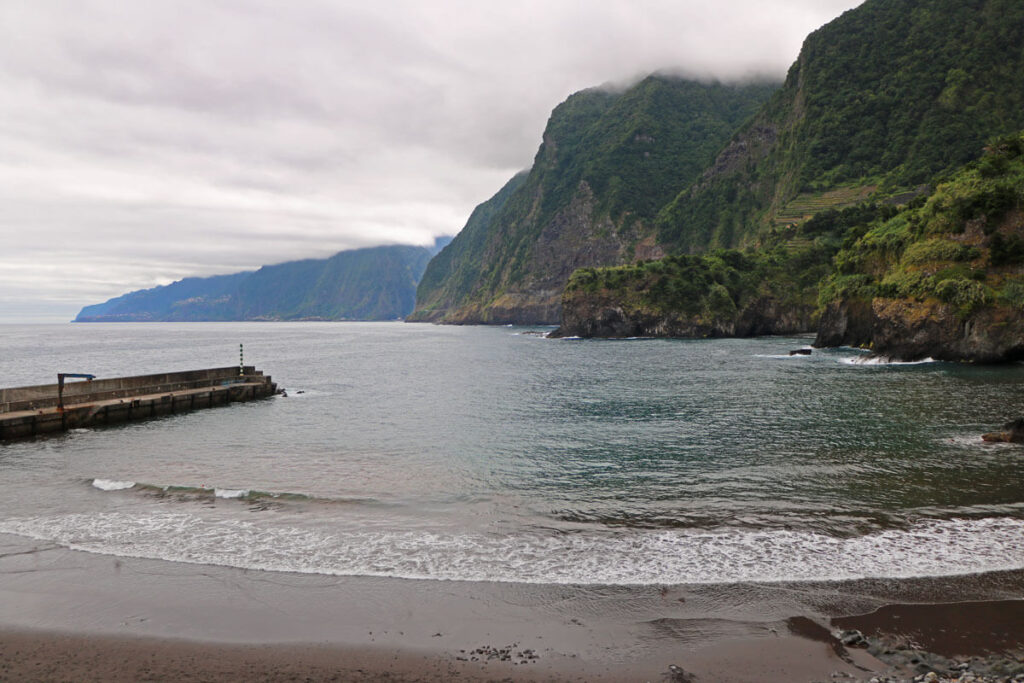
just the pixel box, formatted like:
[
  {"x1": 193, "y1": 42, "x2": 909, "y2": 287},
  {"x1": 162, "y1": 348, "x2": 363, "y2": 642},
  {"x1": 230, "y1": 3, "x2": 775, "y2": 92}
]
[{"x1": 1, "y1": 322, "x2": 1023, "y2": 586}]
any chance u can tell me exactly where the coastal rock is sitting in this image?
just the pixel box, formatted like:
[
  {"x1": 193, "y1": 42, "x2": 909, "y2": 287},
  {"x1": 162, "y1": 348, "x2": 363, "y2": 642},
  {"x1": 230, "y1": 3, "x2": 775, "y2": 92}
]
[
  {"x1": 815, "y1": 297, "x2": 1024, "y2": 363},
  {"x1": 871, "y1": 299, "x2": 1024, "y2": 363},
  {"x1": 664, "y1": 664, "x2": 698, "y2": 682},
  {"x1": 554, "y1": 293, "x2": 814, "y2": 339},
  {"x1": 839, "y1": 629, "x2": 869, "y2": 648},
  {"x1": 982, "y1": 417, "x2": 1024, "y2": 443},
  {"x1": 815, "y1": 300, "x2": 875, "y2": 350}
]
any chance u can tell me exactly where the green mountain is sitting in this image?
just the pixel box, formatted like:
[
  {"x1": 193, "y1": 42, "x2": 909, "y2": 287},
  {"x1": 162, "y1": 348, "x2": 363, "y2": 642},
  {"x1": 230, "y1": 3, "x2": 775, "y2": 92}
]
[
  {"x1": 657, "y1": 0, "x2": 1024, "y2": 252},
  {"x1": 75, "y1": 240, "x2": 449, "y2": 322},
  {"x1": 408, "y1": 76, "x2": 778, "y2": 324},
  {"x1": 555, "y1": 0, "x2": 1024, "y2": 360},
  {"x1": 557, "y1": 132, "x2": 1024, "y2": 359}
]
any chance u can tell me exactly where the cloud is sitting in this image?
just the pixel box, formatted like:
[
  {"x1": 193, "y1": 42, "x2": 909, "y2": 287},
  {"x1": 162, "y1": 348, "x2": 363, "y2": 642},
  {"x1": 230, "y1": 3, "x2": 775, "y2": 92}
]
[{"x1": 0, "y1": 0, "x2": 862, "y2": 320}]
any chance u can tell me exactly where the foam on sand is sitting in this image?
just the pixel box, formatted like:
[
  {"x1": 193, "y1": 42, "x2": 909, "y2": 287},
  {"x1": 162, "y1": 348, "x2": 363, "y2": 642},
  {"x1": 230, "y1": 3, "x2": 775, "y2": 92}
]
[{"x1": 1, "y1": 512, "x2": 1021, "y2": 586}]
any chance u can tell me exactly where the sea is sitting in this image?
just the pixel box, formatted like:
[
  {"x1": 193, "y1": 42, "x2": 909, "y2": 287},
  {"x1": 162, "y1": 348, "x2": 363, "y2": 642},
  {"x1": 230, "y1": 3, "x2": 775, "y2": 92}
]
[{"x1": 1, "y1": 321, "x2": 1023, "y2": 587}]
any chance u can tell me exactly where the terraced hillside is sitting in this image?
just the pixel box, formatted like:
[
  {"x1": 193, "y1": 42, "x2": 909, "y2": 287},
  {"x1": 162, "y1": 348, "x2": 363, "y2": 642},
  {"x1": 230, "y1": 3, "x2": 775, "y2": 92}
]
[{"x1": 771, "y1": 186, "x2": 877, "y2": 228}]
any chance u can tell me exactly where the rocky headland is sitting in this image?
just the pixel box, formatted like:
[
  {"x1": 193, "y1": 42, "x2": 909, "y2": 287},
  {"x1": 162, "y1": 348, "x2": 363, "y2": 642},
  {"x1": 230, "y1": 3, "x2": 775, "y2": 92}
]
[
  {"x1": 813, "y1": 136, "x2": 1024, "y2": 362},
  {"x1": 418, "y1": 0, "x2": 1024, "y2": 364}
]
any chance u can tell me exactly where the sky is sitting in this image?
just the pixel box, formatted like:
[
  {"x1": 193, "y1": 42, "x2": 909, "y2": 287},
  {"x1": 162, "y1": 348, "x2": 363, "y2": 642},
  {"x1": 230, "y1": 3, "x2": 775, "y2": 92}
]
[{"x1": 0, "y1": 0, "x2": 863, "y2": 322}]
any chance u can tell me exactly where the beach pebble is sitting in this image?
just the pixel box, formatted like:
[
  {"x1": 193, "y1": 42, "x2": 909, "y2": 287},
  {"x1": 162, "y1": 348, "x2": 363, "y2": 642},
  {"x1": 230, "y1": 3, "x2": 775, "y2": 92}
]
[
  {"x1": 839, "y1": 629, "x2": 869, "y2": 648},
  {"x1": 665, "y1": 664, "x2": 696, "y2": 682}
]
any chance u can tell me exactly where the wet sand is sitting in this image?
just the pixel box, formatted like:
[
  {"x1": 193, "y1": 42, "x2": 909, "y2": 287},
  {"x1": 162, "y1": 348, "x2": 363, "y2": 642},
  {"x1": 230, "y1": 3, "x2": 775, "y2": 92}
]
[
  {"x1": 1, "y1": 532, "x2": 1022, "y2": 682},
  {"x1": 834, "y1": 600, "x2": 1024, "y2": 658}
]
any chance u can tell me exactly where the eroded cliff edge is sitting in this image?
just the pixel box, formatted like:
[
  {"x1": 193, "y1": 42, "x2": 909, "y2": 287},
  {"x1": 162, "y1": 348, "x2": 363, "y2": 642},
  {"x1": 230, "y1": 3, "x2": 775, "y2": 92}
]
[
  {"x1": 814, "y1": 135, "x2": 1024, "y2": 362},
  {"x1": 557, "y1": 134, "x2": 1024, "y2": 362}
]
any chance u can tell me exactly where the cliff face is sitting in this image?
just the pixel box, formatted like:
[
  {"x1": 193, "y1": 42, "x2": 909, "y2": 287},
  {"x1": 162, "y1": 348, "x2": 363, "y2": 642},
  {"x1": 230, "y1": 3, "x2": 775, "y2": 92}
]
[
  {"x1": 76, "y1": 242, "x2": 444, "y2": 322},
  {"x1": 657, "y1": 0, "x2": 1024, "y2": 252},
  {"x1": 554, "y1": 245, "x2": 828, "y2": 338},
  {"x1": 406, "y1": 173, "x2": 528, "y2": 322},
  {"x1": 815, "y1": 134, "x2": 1024, "y2": 362},
  {"x1": 556, "y1": 291, "x2": 814, "y2": 339},
  {"x1": 817, "y1": 299, "x2": 1024, "y2": 363},
  {"x1": 556, "y1": 0, "x2": 1024, "y2": 356},
  {"x1": 409, "y1": 76, "x2": 778, "y2": 325}
]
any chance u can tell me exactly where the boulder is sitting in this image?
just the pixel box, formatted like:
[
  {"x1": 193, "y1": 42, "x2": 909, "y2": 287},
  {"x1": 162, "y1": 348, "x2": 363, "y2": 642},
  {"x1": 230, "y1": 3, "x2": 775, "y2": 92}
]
[{"x1": 982, "y1": 417, "x2": 1024, "y2": 443}]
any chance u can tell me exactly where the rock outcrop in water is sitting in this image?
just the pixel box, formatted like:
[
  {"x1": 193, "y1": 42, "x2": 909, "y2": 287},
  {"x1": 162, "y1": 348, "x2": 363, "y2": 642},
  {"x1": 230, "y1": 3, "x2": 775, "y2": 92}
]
[
  {"x1": 982, "y1": 418, "x2": 1024, "y2": 443},
  {"x1": 552, "y1": 210, "x2": 863, "y2": 339},
  {"x1": 816, "y1": 297, "x2": 1024, "y2": 363}
]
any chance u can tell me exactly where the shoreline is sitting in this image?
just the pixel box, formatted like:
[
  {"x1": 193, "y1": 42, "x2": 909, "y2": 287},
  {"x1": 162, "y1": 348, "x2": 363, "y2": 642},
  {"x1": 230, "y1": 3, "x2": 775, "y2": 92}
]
[{"x1": 2, "y1": 533, "x2": 1023, "y2": 681}]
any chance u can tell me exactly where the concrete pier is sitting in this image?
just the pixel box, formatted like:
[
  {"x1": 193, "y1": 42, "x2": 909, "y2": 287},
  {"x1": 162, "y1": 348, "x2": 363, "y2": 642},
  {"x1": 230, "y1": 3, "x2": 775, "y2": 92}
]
[{"x1": 0, "y1": 367, "x2": 277, "y2": 441}]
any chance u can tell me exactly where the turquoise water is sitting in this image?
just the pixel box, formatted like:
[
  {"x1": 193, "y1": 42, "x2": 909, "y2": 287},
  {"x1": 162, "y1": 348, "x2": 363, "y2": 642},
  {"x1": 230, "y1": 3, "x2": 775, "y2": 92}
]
[{"x1": 1, "y1": 322, "x2": 1023, "y2": 584}]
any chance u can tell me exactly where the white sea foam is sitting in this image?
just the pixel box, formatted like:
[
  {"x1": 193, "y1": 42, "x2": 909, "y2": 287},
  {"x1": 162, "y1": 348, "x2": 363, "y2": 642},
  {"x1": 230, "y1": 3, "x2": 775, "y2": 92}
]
[
  {"x1": 282, "y1": 389, "x2": 322, "y2": 398},
  {"x1": 946, "y1": 434, "x2": 1018, "y2": 450},
  {"x1": 214, "y1": 488, "x2": 249, "y2": 499},
  {"x1": 91, "y1": 479, "x2": 135, "y2": 491},
  {"x1": 1, "y1": 513, "x2": 1022, "y2": 586},
  {"x1": 841, "y1": 356, "x2": 937, "y2": 366}
]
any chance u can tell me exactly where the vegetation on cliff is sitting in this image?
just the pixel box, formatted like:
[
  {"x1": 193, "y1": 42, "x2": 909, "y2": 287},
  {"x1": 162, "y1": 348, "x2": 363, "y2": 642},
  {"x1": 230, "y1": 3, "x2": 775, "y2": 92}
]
[
  {"x1": 415, "y1": 0, "x2": 1024, "y2": 331},
  {"x1": 560, "y1": 131, "x2": 1024, "y2": 360},
  {"x1": 656, "y1": 0, "x2": 1024, "y2": 253},
  {"x1": 815, "y1": 132, "x2": 1024, "y2": 361},
  {"x1": 557, "y1": 203, "x2": 895, "y2": 338},
  {"x1": 406, "y1": 172, "x2": 528, "y2": 322},
  {"x1": 76, "y1": 242, "x2": 447, "y2": 322},
  {"x1": 409, "y1": 76, "x2": 777, "y2": 324}
]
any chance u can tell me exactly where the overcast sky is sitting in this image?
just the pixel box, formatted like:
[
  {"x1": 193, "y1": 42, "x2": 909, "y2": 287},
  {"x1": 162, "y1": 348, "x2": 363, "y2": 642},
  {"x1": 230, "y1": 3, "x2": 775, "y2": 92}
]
[{"x1": 0, "y1": 0, "x2": 862, "y2": 322}]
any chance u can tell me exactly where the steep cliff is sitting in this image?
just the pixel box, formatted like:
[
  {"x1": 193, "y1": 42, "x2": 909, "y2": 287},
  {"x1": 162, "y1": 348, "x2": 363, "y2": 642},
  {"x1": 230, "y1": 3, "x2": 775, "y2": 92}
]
[
  {"x1": 75, "y1": 242, "x2": 446, "y2": 322},
  {"x1": 409, "y1": 76, "x2": 778, "y2": 324},
  {"x1": 815, "y1": 133, "x2": 1024, "y2": 362},
  {"x1": 555, "y1": 202, "x2": 894, "y2": 338},
  {"x1": 406, "y1": 172, "x2": 528, "y2": 322},
  {"x1": 554, "y1": 233, "x2": 842, "y2": 339},
  {"x1": 558, "y1": 0, "x2": 1024, "y2": 352},
  {"x1": 657, "y1": 0, "x2": 1024, "y2": 253}
]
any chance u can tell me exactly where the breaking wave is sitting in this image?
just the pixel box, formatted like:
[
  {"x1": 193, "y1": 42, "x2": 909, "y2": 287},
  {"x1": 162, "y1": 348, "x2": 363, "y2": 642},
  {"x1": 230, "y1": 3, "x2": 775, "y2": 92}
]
[
  {"x1": 840, "y1": 355, "x2": 938, "y2": 366},
  {"x1": 89, "y1": 478, "x2": 311, "y2": 502},
  {"x1": 1, "y1": 513, "x2": 1022, "y2": 586},
  {"x1": 91, "y1": 479, "x2": 135, "y2": 491}
]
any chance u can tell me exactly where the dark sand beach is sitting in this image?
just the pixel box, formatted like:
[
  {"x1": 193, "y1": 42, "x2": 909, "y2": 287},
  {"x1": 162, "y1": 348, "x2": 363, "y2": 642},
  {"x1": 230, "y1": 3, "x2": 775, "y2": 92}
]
[{"x1": 2, "y1": 533, "x2": 1022, "y2": 682}]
